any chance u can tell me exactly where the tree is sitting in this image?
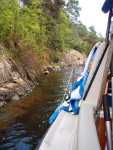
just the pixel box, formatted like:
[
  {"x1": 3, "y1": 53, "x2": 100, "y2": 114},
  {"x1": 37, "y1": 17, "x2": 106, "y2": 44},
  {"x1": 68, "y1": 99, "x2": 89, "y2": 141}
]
[
  {"x1": 41, "y1": 0, "x2": 64, "y2": 50},
  {"x1": 0, "y1": 0, "x2": 102, "y2": 64},
  {"x1": 65, "y1": 0, "x2": 81, "y2": 23}
]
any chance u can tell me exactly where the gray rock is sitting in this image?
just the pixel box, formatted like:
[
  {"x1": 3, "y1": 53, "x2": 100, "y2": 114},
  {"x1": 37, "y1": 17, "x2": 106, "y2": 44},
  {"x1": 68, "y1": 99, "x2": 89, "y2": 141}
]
[
  {"x1": 16, "y1": 87, "x2": 25, "y2": 96},
  {"x1": 53, "y1": 65, "x2": 61, "y2": 72},
  {"x1": 11, "y1": 94, "x2": 20, "y2": 101},
  {"x1": 0, "y1": 101, "x2": 6, "y2": 107},
  {"x1": 47, "y1": 66, "x2": 53, "y2": 72},
  {"x1": 0, "y1": 91, "x2": 13, "y2": 101},
  {"x1": 43, "y1": 70, "x2": 49, "y2": 75}
]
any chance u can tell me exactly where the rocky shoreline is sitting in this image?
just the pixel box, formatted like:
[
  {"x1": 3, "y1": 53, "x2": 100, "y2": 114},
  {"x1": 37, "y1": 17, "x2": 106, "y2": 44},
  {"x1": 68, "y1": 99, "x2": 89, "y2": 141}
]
[
  {"x1": 42, "y1": 50, "x2": 85, "y2": 75},
  {"x1": 0, "y1": 57, "x2": 37, "y2": 108},
  {"x1": 0, "y1": 49, "x2": 85, "y2": 108}
]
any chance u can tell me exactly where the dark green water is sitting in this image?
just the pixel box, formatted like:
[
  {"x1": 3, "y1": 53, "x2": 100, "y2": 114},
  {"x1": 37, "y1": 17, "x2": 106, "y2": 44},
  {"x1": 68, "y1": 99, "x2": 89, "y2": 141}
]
[{"x1": 0, "y1": 68, "x2": 81, "y2": 150}]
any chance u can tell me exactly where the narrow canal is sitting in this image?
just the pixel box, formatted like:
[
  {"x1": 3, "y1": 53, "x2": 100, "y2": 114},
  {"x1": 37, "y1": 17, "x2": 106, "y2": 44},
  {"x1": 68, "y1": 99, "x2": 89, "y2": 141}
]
[{"x1": 0, "y1": 67, "x2": 82, "y2": 150}]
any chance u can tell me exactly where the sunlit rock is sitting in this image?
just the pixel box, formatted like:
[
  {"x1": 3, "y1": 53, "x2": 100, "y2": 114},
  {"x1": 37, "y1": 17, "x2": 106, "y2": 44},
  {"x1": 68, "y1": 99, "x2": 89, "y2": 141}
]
[{"x1": 11, "y1": 94, "x2": 20, "y2": 101}]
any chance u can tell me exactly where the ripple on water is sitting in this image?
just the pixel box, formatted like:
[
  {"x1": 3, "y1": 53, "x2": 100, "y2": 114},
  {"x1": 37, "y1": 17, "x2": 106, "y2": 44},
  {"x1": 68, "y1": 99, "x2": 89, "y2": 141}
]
[{"x1": 0, "y1": 122, "x2": 39, "y2": 150}]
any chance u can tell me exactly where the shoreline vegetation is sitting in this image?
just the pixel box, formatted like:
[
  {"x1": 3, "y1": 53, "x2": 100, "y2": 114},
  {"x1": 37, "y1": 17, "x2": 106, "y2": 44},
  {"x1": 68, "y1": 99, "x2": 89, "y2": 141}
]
[{"x1": 0, "y1": 0, "x2": 103, "y2": 108}]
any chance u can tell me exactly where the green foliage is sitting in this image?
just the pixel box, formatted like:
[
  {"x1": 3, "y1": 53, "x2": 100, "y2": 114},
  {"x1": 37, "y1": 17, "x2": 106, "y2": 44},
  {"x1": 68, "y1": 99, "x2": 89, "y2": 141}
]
[
  {"x1": 0, "y1": 0, "x2": 18, "y2": 41},
  {"x1": 0, "y1": 0, "x2": 102, "y2": 64}
]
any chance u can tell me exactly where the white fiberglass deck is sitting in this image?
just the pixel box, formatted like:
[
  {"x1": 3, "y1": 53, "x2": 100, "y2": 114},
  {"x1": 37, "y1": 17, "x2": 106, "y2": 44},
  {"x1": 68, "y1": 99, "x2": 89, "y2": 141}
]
[{"x1": 39, "y1": 111, "x2": 79, "y2": 150}]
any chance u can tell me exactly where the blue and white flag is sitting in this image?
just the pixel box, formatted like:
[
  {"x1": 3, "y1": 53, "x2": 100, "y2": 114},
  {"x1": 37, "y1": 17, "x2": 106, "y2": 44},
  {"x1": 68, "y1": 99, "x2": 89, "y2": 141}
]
[{"x1": 49, "y1": 43, "x2": 100, "y2": 124}]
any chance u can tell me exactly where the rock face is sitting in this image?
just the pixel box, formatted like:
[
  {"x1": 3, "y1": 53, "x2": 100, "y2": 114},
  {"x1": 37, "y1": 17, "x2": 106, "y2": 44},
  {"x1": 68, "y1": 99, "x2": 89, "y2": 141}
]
[
  {"x1": 0, "y1": 57, "x2": 37, "y2": 107},
  {"x1": 60, "y1": 50, "x2": 86, "y2": 67},
  {"x1": 42, "y1": 50, "x2": 85, "y2": 75}
]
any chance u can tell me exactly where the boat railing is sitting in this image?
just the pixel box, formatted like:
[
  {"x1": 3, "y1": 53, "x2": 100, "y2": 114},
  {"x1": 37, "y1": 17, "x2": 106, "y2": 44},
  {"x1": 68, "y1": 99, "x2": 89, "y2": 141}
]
[{"x1": 78, "y1": 40, "x2": 113, "y2": 150}]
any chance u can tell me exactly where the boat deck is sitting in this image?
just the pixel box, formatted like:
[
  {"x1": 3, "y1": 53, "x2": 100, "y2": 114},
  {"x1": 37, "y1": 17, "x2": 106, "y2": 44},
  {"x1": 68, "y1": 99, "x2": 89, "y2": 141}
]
[{"x1": 38, "y1": 41, "x2": 113, "y2": 150}]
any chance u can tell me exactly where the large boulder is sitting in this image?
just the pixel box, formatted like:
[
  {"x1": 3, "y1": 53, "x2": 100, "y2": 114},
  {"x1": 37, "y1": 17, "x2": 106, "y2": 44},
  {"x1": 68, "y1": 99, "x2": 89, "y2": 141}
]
[{"x1": 61, "y1": 50, "x2": 86, "y2": 67}]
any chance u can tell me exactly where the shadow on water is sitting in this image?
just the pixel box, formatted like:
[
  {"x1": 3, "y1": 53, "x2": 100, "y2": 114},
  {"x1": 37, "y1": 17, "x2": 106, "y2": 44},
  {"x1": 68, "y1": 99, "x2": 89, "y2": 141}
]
[{"x1": 0, "y1": 68, "x2": 82, "y2": 150}]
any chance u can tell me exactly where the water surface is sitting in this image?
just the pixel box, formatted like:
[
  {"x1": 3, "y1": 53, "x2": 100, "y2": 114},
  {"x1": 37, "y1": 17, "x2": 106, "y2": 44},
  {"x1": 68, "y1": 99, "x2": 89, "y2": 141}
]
[{"x1": 0, "y1": 67, "x2": 82, "y2": 150}]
